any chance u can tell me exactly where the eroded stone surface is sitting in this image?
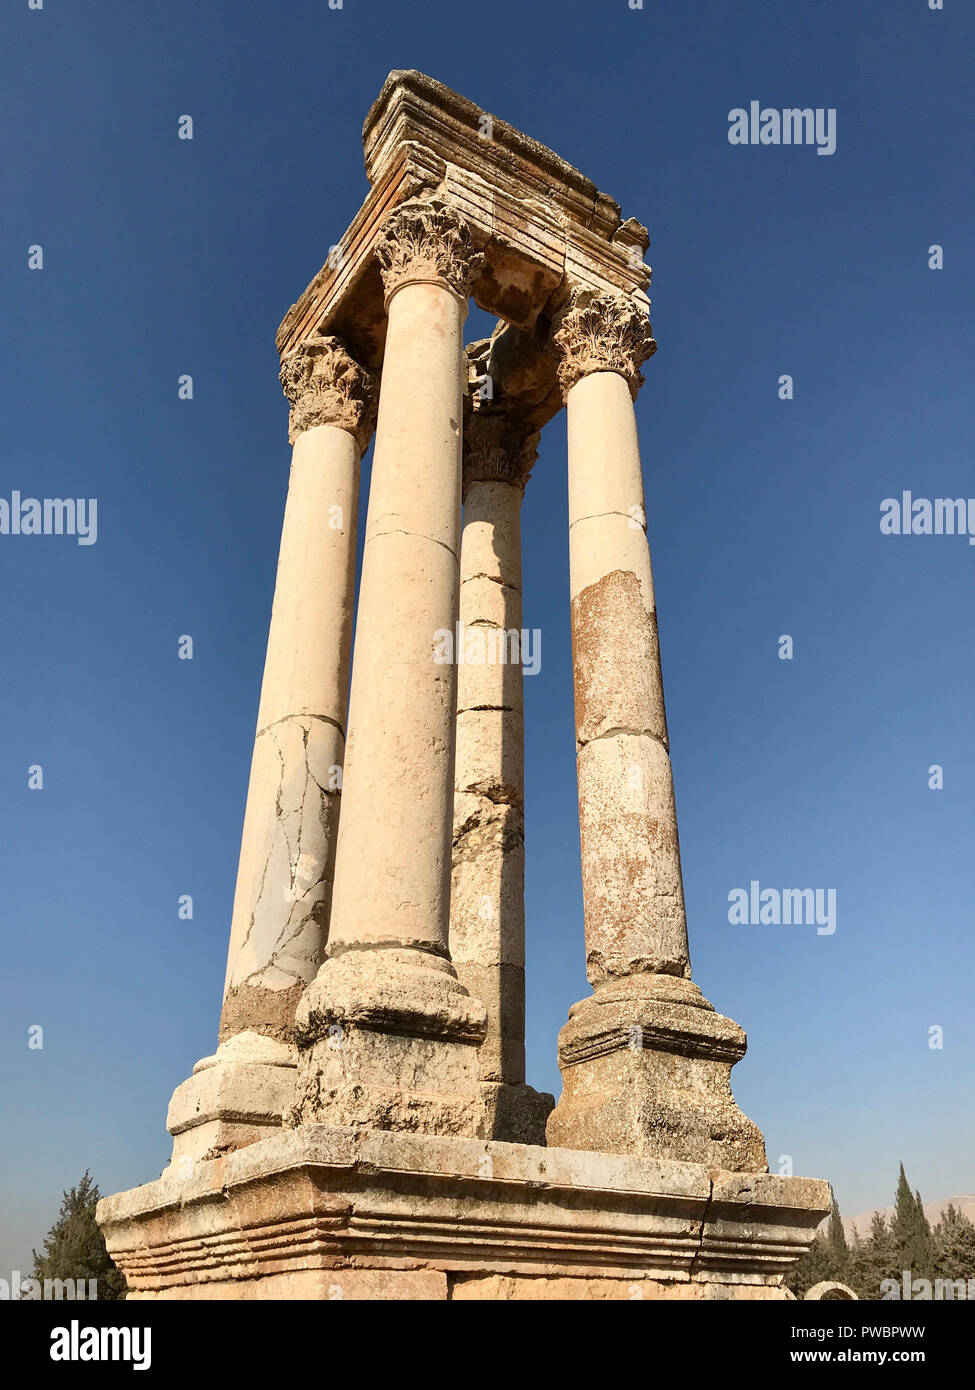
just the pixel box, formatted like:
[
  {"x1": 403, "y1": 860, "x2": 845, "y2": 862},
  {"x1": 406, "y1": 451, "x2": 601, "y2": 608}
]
[
  {"x1": 97, "y1": 1126, "x2": 829, "y2": 1300},
  {"x1": 447, "y1": 350, "x2": 553, "y2": 1142},
  {"x1": 279, "y1": 332, "x2": 377, "y2": 450}
]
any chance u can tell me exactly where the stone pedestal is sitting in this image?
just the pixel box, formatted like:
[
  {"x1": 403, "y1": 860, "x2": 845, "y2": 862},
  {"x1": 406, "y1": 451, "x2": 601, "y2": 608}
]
[
  {"x1": 98, "y1": 1127, "x2": 829, "y2": 1301},
  {"x1": 545, "y1": 976, "x2": 766, "y2": 1171}
]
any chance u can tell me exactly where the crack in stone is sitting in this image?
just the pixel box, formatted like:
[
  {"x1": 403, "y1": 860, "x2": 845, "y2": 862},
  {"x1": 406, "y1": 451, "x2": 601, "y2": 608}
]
[
  {"x1": 368, "y1": 528, "x2": 459, "y2": 563},
  {"x1": 569, "y1": 510, "x2": 645, "y2": 533},
  {"x1": 258, "y1": 711, "x2": 346, "y2": 740},
  {"x1": 577, "y1": 724, "x2": 669, "y2": 752},
  {"x1": 237, "y1": 724, "x2": 337, "y2": 990},
  {"x1": 457, "y1": 703, "x2": 516, "y2": 716},
  {"x1": 688, "y1": 1174, "x2": 714, "y2": 1279},
  {"x1": 232, "y1": 727, "x2": 287, "y2": 970},
  {"x1": 461, "y1": 572, "x2": 520, "y2": 592}
]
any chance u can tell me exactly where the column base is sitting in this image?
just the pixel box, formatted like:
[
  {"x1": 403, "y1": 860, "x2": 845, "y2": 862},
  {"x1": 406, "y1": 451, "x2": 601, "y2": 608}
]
[
  {"x1": 479, "y1": 1081, "x2": 554, "y2": 1146},
  {"x1": 165, "y1": 1031, "x2": 297, "y2": 1172},
  {"x1": 292, "y1": 948, "x2": 489, "y2": 1137},
  {"x1": 546, "y1": 975, "x2": 768, "y2": 1172}
]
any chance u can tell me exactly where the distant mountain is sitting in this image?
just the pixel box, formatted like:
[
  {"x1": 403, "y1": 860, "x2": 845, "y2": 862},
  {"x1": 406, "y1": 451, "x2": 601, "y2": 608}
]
[{"x1": 844, "y1": 1195, "x2": 975, "y2": 1239}]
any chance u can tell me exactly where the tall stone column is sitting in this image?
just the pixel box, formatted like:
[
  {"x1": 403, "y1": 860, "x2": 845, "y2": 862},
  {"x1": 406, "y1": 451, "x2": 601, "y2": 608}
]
[
  {"x1": 165, "y1": 333, "x2": 376, "y2": 1167},
  {"x1": 293, "y1": 199, "x2": 490, "y2": 1137},
  {"x1": 545, "y1": 289, "x2": 767, "y2": 1171},
  {"x1": 450, "y1": 395, "x2": 553, "y2": 1143}
]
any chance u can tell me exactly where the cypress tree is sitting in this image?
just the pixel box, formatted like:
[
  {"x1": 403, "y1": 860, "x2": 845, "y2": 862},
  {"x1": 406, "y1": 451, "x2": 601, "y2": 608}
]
[
  {"x1": 891, "y1": 1163, "x2": 918, "y2": 1278},
  {"x1": 850, "y1": 1210, "x2": 896, "y2": 1299},
  {"x1": 913, "y1": 1188, "x2": 935, "y2": 1279},
  {"x1": 825, "y1": 1194, "x2": 850, "y2": 1282},
  {"x1": 934, "y1": 1203, "x2": 975, "y2": 1284},
  {"x1": 28, "y1": 1172, "x2": 127, "y2": 1301},
  {"x1": 786, "y1": 1229, "x2": 831, "y2": 1297}
]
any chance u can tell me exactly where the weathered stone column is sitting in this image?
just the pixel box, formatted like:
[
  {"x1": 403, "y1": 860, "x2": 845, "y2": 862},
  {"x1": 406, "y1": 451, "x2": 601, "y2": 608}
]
[
  {"x1": 293, "y1": 199, "x2": 490, "y2": 1137},
  {"x1": 545, "y1": 289, "x2": 767, "y2": 1171},
  {"x1": 450, "y1": 394, "x2": 553, "y2": 1144},
  {"x1": 165, "y1": 333, "x2": 376, "y2": 1166}
]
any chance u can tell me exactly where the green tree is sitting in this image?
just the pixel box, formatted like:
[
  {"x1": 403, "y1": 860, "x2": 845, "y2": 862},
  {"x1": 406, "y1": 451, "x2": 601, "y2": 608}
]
[
  {"x1": 849, "y1": 1210, "x2": 896, "y2": 1299},
  {"x1": 934, "y1": 1203, "x2": 975, "y2": 1282},
  {"x1": 28, "y1": 1172, "x2": 127, "y2": 1300},
  {"x1": 825, "y1": 1194, "x2": 850, "y2": 1282},
  {"x1": 913, "y1": 1187, "x2": 935, "y2": 1276},
  {"x1": 786, "y1": 1228, "x2": 830, "y2": 1297},
  {"x1": 890, "y1": 1163, "x2": 933, "y2": 1282},
  {"x1": 787, "y1": 1192, "x2": 850, "y2": 1296}
]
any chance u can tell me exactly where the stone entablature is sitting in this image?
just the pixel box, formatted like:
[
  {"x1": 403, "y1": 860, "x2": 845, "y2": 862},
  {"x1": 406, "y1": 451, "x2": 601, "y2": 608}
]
[{"x1": 276, "y1": 70, "x2": 651, "y2": 370}]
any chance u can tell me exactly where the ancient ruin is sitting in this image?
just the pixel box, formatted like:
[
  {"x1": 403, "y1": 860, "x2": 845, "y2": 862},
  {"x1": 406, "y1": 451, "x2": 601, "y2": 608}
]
[{"x1": 98, "y1": 71, "x2": 829, "y2": 1300}]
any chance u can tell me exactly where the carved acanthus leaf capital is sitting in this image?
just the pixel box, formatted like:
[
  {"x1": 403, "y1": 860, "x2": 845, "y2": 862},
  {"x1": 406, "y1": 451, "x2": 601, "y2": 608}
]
[
  {"x1": 279, "y1": 333, "x2": 377, "y2": 451},
  {"x1": 551, "y1": 289, "x2": 657, "y2": 400},
  {"x1": 375, "y1": 198, "x2": 485, "y2": 305},
  {"x1": 463, "y1": 410, "x2": 538, "y2": 499}
]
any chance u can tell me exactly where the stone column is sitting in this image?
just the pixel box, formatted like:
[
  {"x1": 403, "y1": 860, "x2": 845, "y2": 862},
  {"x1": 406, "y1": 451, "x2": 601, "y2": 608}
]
[
  {"x1": 545, "y1": 289, "x2": 767, "y2": 1171},
  {"x1": 293, "y1": 199, "x2": 490, "y2": 1137},
  {"x1": 450, "y1": 398, "x2": 553, "y2": 1143},
  {"x1": 165, "y1": 333, "x2": 376, "y2": 1167}
]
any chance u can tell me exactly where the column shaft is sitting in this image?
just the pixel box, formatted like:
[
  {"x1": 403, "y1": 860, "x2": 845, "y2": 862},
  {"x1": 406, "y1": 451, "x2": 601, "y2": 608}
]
[
  {"x1": 324, "y1": 281, "x2": 464, "y2": 959},
  {"x1": 566, "y1": 369, "x2": 689, "y2": 984},
  {"x1": 546, "y1": 289, "x2": 765, "y2": 1170},
  {"x1": 451, "y1": 477, "x2": 527, "y2": 1085},
  {"x1": 220, "y1": 421, "x2": 360, "y2": 1043},
  {"x1": 166, "y1": 333, "x2": 376, "y2": 1166},
  {"x1": 293, "y1": 199, "x2": 489, "y2": 1137}
]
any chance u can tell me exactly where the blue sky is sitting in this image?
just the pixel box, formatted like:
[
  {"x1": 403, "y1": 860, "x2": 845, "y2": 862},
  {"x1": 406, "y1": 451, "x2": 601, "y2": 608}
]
[{"x1": 1, "y1": 0, "x2": 972, "y2": 1271}]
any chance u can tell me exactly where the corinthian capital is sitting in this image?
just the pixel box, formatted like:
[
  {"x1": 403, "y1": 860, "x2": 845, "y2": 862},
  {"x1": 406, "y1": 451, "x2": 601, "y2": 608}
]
[
  {"x1": 375, "y1": 198, "x2": 485, "y2": 306},
  {"x1": 463, "y1": 411, "x2": 539, "y2": 499},
  {"x1": 551, "y1": 289, "x2": 657, "y2": 401},
  {"x1": 279, "y1": 332, "x2": 377, "y2": 451}
]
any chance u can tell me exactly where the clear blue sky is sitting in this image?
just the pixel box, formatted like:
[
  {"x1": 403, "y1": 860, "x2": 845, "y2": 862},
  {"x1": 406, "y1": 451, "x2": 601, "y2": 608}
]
[{"x1": 1, "y1": 0, "x2": 972, "y2": 1271}]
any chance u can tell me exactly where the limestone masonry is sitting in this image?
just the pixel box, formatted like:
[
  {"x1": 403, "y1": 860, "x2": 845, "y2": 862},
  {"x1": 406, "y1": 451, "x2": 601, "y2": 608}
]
[{"x1": 98, "y1": 71, "x2": 831, "y2": 1301}]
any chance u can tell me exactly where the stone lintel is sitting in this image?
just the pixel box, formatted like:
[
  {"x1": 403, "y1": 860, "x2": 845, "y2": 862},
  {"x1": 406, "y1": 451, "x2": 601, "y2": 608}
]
[
  {"x1": 276, "y1": 71, "x2": 651, "y2": 367},
  {"x1": 97, "y1": 1125, "x2": 829, "y2": 1300},
  {"x1": 275, "y1": 140, "x2": 444, "y2": 369}
]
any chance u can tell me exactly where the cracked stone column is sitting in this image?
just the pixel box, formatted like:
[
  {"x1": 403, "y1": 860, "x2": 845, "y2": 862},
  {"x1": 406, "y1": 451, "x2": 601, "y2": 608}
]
[
  {"x1": 292, "y1": 199, "x2": 490, "y2": 1136},
  {"x1": 545, "y1": 289, "x2": 767, "y2": 1172},
  {"x1": 450, "y1": 391, "x2": 553, "y2": 1144},
  {"x1": 165, "y1": 333, "x2": 376, "y2": 1167}
]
